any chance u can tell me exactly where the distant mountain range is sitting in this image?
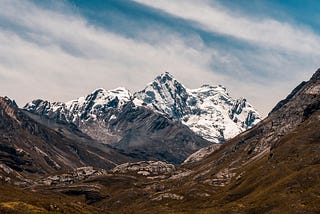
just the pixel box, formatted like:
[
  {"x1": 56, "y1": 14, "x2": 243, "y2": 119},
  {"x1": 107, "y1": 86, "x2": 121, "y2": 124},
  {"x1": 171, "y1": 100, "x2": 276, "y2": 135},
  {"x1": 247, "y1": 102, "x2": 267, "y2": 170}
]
[{"x1": 24, "y1": 72, "x2": 260, "y2": 163}]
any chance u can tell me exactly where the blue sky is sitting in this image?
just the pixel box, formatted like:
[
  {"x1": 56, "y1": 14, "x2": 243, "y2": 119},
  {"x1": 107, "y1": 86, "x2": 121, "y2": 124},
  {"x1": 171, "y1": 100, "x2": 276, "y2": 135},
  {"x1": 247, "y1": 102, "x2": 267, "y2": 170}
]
[{"x1": 0, "y1": 0, "x2": 319, "y2": 116}]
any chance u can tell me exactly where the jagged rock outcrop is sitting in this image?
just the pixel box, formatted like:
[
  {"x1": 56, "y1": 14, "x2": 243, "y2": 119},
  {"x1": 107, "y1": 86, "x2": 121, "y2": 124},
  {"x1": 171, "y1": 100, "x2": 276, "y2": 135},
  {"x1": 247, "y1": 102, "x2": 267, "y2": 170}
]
[{"x1": 112, "y1": 161, "x2": 175, "y2": 176}]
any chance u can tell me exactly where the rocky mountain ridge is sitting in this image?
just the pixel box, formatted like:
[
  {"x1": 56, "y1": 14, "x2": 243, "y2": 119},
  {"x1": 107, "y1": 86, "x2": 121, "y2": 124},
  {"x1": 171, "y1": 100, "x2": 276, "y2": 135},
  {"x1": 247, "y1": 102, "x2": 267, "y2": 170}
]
[{"x1": 25, "y1": 72, "x2": 261, "y2": 145}]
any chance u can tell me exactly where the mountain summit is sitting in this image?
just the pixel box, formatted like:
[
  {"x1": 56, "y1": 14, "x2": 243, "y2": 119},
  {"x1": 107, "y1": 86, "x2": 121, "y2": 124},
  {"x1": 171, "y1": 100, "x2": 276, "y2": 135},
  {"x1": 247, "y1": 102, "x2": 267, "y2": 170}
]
[{"x1": 134, "y1": 72, "x2": 189, "y2": 118}]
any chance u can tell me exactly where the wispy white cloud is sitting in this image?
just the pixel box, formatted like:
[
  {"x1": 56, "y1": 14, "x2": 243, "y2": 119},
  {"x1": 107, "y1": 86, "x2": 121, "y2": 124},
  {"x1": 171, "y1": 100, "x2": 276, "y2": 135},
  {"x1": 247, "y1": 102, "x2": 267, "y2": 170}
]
[
  {"x1": 0, "y1": 0, "x2": 318, "y2": 117},
  {"x1": 132, "y1": 0, "x2": 320, "y2": 55},
  {"x1": 0, "y1": 0, "x2": 219, "y2": 105}
]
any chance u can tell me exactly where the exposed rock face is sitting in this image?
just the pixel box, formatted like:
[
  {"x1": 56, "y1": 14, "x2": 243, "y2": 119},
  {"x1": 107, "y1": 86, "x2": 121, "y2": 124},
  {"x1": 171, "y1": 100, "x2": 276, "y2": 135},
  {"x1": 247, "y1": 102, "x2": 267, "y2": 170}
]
[
  {"x1": 152, "y1": 193, "x2": 184, "y2": 201},
  {"x1": 112, "y1": 161, "x2": 176, "y2": 176}
]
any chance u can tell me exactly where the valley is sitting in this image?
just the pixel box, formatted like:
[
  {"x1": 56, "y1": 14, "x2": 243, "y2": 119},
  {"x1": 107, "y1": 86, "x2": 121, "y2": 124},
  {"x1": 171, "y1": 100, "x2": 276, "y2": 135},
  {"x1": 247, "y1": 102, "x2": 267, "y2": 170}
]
[{"x1": 0, "y1": 69, "x2": 319, "y2": 213}]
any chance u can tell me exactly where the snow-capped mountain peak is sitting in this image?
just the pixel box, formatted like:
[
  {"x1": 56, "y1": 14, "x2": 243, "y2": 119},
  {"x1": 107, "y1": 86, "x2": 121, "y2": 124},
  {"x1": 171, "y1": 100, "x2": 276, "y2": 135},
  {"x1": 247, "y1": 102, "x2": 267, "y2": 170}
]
[
  {"x1": 134, "y1": 72, "x2": 189, "y2": 118},
  {"x1": 134, "y1": 72, "x2": 261, "y2": 143}
]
